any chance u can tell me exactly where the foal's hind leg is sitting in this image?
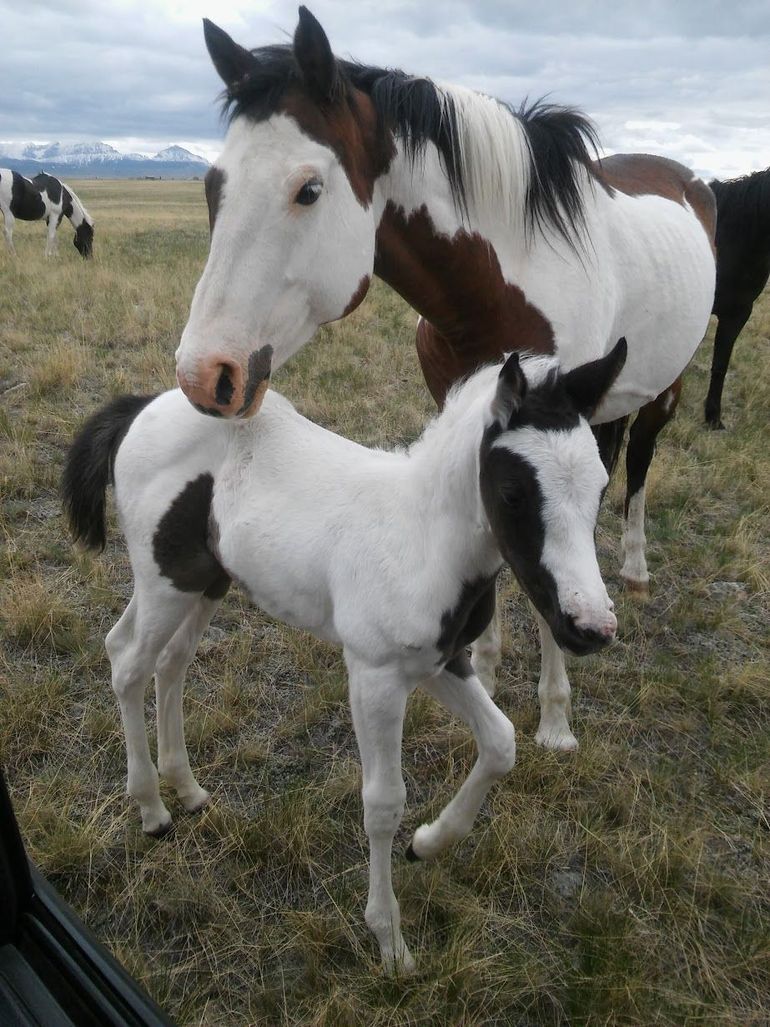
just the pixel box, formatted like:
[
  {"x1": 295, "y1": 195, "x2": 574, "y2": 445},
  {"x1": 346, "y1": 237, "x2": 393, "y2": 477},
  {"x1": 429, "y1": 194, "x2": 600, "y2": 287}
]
[
  {"x1": 409, "y1": 656, "x2": 516, "y2": 860},
  {"x1": 620, "y1": 379, "x2": 682, "y2": 594},
  {"x1": 106, "y1": 588, "x2": 198, "y2": 835},
  {"x1": 154, "y1": 593, "x2": 226, "y2": 814},
  {"x1": 704, "y1": 307, "x2": 751, "y2": 429}
]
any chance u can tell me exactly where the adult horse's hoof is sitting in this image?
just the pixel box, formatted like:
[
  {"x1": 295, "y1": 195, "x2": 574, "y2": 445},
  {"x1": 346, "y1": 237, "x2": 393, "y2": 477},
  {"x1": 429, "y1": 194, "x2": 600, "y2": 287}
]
[
  {"x1": 405, "y1": 842, "x2": 421, "y2": 862},
  {"x1": 621, "y1": 576, "x2": 650, "y2": 600},
  {"x1": 706, "y1": 418, "x2": 726, "y2": 431}
]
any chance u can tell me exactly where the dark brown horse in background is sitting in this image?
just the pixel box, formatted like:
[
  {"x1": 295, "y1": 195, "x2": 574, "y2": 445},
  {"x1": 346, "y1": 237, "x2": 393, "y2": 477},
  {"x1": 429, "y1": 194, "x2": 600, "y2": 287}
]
[{"x1": 705, "y1": 167, "x2": 770, "y2": 429}]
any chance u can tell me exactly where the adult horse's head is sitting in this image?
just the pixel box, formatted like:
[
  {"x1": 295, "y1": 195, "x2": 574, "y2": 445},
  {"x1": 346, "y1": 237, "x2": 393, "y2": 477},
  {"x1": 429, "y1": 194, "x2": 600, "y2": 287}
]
[{"x1": 177, "y1": 6, "x2": 390, "y2": 418}]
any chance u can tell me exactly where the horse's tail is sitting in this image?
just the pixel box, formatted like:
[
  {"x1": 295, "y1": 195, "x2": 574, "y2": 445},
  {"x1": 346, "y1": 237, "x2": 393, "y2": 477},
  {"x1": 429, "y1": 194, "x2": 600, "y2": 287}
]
[{"x1": 62, "y1": 395, "x2": 154, "y2": 551}]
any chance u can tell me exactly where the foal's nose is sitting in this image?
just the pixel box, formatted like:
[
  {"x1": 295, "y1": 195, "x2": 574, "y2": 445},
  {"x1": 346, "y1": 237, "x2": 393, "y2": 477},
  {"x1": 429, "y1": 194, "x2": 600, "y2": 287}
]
[{"x1": 176, "y1": 346, "x2": 272, "y2": 419}]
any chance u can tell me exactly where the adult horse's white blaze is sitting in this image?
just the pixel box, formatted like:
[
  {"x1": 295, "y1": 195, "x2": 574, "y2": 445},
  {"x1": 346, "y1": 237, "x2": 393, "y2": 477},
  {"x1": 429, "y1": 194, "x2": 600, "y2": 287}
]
[
  {"x1": 176, "y1": 114, "x2": 377, "y2": 416},
  {"x1": 63, "y1": 342, "x2": 625, "y2": 973}
]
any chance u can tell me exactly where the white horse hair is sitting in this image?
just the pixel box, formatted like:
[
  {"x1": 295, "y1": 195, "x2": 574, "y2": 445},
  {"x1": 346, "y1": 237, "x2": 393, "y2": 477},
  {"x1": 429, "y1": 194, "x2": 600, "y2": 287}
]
[{"x1": 63, "y1": 342, "x2": 625, "y2": 972}]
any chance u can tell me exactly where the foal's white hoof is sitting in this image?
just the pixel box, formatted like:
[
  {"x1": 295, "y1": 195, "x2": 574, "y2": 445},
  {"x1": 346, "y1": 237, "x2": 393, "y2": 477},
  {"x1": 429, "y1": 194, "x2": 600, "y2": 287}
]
[
  {"x1": 535, "y1": 726, "x2": 578, "y2": 752},
  {"x1": 181, "y1": 787, "x2": 211, "y2": 814},
  {"x1": 382, "y1": 945, "x2": 417, "y2": 976},
  {"x1": 143, "y1": 813, "x2": 174, "y2": 838}
]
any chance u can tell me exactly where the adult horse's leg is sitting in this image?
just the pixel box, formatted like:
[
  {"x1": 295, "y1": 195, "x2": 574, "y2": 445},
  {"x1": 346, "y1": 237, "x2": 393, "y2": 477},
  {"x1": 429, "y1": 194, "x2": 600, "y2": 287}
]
[
  {"x1": 593, "y1": 416, "x2": 629, "y2": 477},
  {"x1": 345, "y1": 651, "x2": 415, "y2": 973},
  {"x1": 154, "y1": 594, "x2": 226, "y2": 814},
  {"x1": 620, "y1": 378, "x2": 682, "y2": 594},
  {"x1": 44, "y1": 216, "x2": 58, "y2": 258},
  {"x1": 470, "y1": 603, "x2": 501, "y2": 697},
  {"x1": 2, "y1": 209, "x2": 16, "y2": 255},
  {"x1": 704, "y1": 307, "x2": 752, "y2": 429},
  {"x1": 409, "y1": 658, "x2": 516, "y2": 859},
  {"x1": 106, "y1": 587, "x2": 198, "y2": 835}
]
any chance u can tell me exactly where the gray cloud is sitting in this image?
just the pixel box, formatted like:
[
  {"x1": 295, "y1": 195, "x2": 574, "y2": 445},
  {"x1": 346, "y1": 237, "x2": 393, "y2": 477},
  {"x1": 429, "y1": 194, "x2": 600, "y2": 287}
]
[{"x1": 1, "y1": 0, "x2": 768, "y2": 178}]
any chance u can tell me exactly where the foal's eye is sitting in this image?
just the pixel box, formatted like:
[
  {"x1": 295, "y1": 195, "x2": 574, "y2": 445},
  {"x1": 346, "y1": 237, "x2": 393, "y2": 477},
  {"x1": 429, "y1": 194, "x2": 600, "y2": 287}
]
[
  {"x1": 502, "y1": 486, "x2": 525, "y2": 510},
  {"x1": 295, "y1": 178, "x2": 323, "y2": 206}
]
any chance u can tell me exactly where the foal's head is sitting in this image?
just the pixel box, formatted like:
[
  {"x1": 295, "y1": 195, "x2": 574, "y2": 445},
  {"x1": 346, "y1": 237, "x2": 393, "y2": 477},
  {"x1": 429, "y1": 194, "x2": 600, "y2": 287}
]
[
  {"x1": 480, "y1": 339, "x2": 627, "y2": 655},
  {"x1": 176, "y1": 7, "x2": 389, "y2": 418}
]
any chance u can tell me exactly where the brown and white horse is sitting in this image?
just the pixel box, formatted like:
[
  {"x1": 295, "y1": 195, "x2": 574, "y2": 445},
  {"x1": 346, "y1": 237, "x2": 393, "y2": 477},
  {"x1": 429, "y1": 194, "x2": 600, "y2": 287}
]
[{"x1": 176, "y1": 7, "x2": 715, "y2": 750}]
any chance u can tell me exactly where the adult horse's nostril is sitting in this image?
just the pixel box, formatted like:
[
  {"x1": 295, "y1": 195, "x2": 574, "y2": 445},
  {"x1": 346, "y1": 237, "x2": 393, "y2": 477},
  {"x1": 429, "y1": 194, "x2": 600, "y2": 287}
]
[{"x1": 215, "y1": 365, "x2": 235, "y2": 406}]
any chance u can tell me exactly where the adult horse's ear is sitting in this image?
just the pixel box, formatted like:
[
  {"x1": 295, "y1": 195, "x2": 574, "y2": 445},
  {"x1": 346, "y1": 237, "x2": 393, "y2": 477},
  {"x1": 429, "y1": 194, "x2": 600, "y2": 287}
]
[
  {"x1": 563, "y1": 337, "x2": 628, "y2": 419},
  {"x1": 491, "y1": 352, "x2": 527, "y2": 427},
  {"x1": 203, "y1": 18, "x2": 255, "y2": 90},
  {"x1": 294, "y1": 6, "x2": 338, "y2": 102}
]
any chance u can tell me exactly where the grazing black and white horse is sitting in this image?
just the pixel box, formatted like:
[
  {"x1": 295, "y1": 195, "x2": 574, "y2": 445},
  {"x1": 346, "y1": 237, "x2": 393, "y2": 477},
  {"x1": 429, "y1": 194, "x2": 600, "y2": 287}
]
[
  {"x1": 63, "y1": 340, "x2": 625, "y2": 972},
  {"x1": 705, "y1": 167, "x2": 770, "y2": 428},
  {"x1": 0, "y1": 168, "x2": 94, "y2": 258}
]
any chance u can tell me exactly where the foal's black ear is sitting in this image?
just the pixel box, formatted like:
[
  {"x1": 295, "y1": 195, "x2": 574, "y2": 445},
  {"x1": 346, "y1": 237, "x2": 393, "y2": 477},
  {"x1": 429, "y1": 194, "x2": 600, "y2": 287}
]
[
  {"x1": 294, "y1": 6, "x2": 338, "y2": 102},
  {"x1": 203, "y1": 18, "x2": 255, "y2": 90},
  {"x1": 491, "y1": 352, "x2": 527, "y2": 427},
  {"x1": 563, "y1": 337, "x2": 628, "y2": 419}
]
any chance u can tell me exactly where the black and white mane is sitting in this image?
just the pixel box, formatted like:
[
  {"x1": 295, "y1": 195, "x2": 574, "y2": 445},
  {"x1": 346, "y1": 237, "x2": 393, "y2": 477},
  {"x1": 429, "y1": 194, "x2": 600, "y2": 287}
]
[{"x1": 218, "y1": 42, "x2": 601, "y2": 245}]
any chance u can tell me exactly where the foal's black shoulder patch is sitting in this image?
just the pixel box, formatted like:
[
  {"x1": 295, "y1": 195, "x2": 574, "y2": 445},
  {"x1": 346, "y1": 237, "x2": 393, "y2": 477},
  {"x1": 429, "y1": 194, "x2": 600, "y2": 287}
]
[
  {"x1": 152, "y1": 473, "x2": 230, "y2": 598},
  {"x1": 437, "y1": 576, "x2": 498, "y2": 667}
]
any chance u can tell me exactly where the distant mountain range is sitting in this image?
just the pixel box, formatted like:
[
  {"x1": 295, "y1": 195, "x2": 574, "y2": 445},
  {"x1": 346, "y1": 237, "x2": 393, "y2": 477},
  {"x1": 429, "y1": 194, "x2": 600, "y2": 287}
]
[{"x1": 0, "y1": 141, "x2": 211, "y2": 179}]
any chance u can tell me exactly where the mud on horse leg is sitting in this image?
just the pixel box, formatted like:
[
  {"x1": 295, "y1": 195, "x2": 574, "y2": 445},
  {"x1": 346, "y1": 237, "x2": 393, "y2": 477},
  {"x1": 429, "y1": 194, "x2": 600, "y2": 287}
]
[{"x1": 620, "y1": 377, "x2": 682, "y2": 595}]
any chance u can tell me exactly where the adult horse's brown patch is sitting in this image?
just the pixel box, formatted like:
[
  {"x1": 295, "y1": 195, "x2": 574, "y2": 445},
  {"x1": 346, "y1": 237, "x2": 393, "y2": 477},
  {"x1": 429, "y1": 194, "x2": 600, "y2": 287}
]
[
  {"x1": 598, "y1": 154, "x2": 716, "y2": 248},
  {"x1": 281, "y1": 87, "x2": 395, "y2": 208},
  {"x1": 375, "y1": 203, "x2": 555, "y2": 405},
  {"x1": 341, "y1": 275, "x2": 371, "y2": 317}
]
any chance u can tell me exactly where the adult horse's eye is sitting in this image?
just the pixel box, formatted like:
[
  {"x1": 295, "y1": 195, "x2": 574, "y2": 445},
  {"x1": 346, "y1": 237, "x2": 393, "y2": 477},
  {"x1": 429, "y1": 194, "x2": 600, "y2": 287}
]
[{"x1": 295, "y1": 178, "x2": 323, "y2": 206}]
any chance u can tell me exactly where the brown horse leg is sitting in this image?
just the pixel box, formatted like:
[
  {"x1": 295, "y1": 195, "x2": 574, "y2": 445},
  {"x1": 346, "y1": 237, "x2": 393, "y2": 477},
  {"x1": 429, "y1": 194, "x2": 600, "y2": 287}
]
[
  {"x1": 704, "y1": 306, "x2": 751, "y2": 430},
  {"x1": 620, "y1": 378, "x2": 682, "y2": 595}
]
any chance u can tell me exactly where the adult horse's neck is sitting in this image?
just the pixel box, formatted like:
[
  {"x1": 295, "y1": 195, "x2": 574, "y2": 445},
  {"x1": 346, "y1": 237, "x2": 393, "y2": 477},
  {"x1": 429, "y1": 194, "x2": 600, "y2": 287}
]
[{"x1": 370, "y1": 96, "x2": 559, "y2": 403}]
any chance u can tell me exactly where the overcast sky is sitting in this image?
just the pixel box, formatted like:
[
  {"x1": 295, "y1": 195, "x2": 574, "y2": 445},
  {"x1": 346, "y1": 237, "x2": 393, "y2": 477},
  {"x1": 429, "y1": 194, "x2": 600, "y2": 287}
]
[{"x1": 2, "y1": 0, "x2": 769, "y2": 180}]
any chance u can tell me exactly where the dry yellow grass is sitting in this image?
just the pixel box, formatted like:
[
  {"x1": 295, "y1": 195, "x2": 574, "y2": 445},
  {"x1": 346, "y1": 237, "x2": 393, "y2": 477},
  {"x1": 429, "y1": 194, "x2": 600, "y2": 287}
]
[{"x1": 1, "y1": 180, "x2": 768, "y2": 1026}]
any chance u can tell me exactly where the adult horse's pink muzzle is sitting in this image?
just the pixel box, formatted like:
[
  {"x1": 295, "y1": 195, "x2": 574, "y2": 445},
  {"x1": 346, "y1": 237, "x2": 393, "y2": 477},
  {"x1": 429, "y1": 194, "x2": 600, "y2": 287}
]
[{"x1": 176, "y1": 345, "x2": 273, "y2": 419}]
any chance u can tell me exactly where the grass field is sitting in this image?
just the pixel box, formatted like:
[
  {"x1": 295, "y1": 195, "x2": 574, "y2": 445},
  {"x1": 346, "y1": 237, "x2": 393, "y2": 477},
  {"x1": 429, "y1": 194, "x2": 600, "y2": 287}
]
[{"x1": 1, "y1": 179, "x2": 768, "y2": 1026}]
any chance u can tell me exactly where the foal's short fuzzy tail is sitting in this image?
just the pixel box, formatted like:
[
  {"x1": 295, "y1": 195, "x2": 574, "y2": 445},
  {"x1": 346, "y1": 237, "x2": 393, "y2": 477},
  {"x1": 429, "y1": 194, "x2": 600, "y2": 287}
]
[{"x1": 61, "y1": 395, "x2": 154, "y2": 551}]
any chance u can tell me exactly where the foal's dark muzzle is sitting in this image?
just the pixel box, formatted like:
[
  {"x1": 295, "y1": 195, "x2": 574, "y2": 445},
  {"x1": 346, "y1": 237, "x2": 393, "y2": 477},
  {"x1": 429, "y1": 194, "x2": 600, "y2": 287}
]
[{"x1": 556, "y1": 615, "x2": 616, "y2": 656}]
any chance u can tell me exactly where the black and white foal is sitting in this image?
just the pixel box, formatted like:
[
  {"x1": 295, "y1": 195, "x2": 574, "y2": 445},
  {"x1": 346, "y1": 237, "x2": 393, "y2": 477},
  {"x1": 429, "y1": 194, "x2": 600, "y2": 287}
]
[
  {"x1": 0, "y1": 169, "x2": 93, "y2": 257},
  {"x1": 63, "y1": 340, "x2": 625, "y2": 972}
]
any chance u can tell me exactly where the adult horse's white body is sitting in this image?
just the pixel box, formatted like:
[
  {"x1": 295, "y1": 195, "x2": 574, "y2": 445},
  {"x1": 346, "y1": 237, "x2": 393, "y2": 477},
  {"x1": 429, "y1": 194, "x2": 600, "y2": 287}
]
[
  {"x1": 0, "y1": 168, "x2": 93, "y2": 257},
  {"x1": 172, "y1": 10, "x2": 715, "y2": 749},
  {"x1": 64, "y1": 344, "x2": 625, "y2": 971}
]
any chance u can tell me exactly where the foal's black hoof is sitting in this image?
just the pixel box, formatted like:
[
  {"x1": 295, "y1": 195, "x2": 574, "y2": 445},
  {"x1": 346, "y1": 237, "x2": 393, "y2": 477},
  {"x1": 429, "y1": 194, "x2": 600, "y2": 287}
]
[{"x1": 405, "y1": 842, "x2": 421, "y2": 862}]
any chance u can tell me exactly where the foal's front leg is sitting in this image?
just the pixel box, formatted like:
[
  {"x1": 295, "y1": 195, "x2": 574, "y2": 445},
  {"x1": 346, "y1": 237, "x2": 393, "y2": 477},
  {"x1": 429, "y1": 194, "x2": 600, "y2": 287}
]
[
  {"x1": 345, "y1": 651, "x2": 415, "y2": 973},
  {"x1": 533, "y1": 611, "x2": 578, "y2": 751},
  {"x1": 154, "y1": 595, "x2": 225, "y2": 814},
  {"x1": 408, "y1": 657, "x2": 515, "y2": 861}
]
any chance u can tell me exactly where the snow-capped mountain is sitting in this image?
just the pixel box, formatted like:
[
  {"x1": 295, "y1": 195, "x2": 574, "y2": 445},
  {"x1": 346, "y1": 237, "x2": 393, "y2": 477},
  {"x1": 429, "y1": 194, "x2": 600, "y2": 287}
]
[{"x1": 0, "y1": 141, "x2": 210, "y2": 178}]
